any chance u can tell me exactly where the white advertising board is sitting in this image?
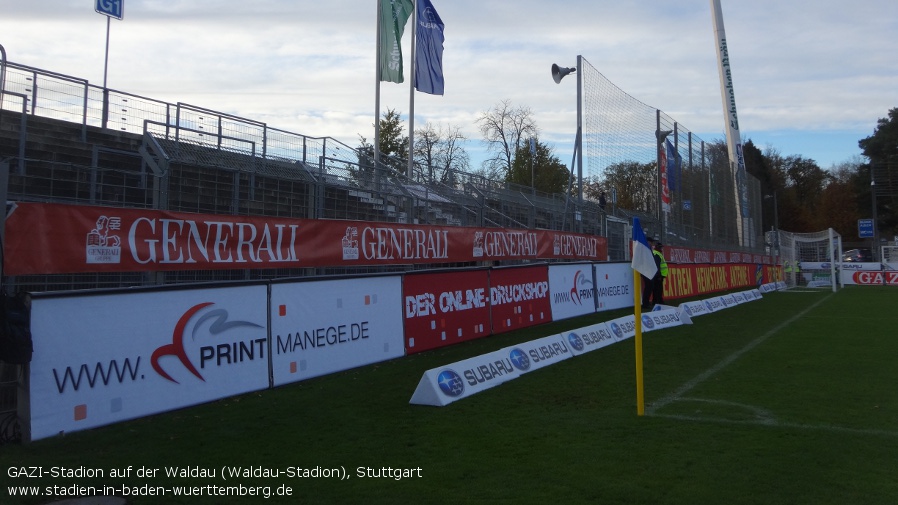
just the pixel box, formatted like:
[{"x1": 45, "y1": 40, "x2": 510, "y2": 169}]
[
  {"x1": 562, "y1": 322, "x2": 617, "y2": 356},
  {"x1": 678, "y1": 299, "x2": 712, "y2": 318},
  {"x1": 759, "y1": 282, "x2": 778, "y2": 293},
  {"x1": 270, "y1": 276, "x2": 405, "y2": 386},
  {"x1": 640, "y1": 308, "x2": 687, "y2": 332},
  {"x1": 29, "y1": 285, "x2": 269, "y2": 440},
  {"x1": 701, "y1": 296, "x2": 727, "y2": 313},
  {"x1": 593, "y1": 262, "x2": 634, "y2": 312},
  {"x1": 838, "y1": 262, "x2": 882, "y2": 272},
  {"x1": 409, "y1": 349, "x2": 521, "y2": 406},
  {"x1": 503, "y1": 333, "x2": 572, "y2": 374},
  {"x1": 548, "y1": 263, "x2": 597, "y2": 321},
  {"x1": 720, "y1": 293, "x2": 738, "y2": 307},
  {"x1": 605, "y1": 315, "x2": 636, "y2": 341}
]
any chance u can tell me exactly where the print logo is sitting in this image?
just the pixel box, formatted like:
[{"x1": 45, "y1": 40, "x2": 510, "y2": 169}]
[{"x1": 151, "y1": 303, "x2": 265, "y2": 384}]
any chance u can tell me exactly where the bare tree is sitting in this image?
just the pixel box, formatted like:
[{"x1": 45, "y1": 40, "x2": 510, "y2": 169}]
[
  {"x1": 413, "y1": 122, "x2": 470, "y2": 186},
  {"x1": 476, "y1": 99, "x2": 538, "y2": 177}
]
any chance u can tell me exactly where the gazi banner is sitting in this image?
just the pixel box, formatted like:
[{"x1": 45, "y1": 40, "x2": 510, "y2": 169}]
[{"x1": 29, "y1": 284, "x2": 269, "y2": 440}]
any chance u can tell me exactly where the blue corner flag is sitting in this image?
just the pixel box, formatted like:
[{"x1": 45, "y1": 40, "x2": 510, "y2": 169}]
[
  {"x1": 631, "y1": 218, "x2": 657, "y2": 280},
  {"x1": 415, "y1": 0, "x2": 445, "y2": 95}
]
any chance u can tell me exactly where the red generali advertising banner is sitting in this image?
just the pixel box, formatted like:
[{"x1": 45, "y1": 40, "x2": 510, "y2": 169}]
[
  {"x1": 4, "y1": 203, "x2": 608, "y2": 275},
  {"x1": 403, "y1": 270, "x2": 492, "y2": 354}
]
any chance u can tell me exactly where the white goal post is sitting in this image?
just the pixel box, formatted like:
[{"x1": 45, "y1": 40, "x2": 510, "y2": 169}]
[
  {"x1": 778, "y1": 228, "x2": 842, "y2": 292},
  {"x1": 882, "y1": 245, "x2": 898, "y2": 271}
]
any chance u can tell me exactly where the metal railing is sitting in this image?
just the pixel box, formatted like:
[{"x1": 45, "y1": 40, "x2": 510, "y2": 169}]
[{"x1": 0, "y1": 57, "x2": 765, "y2": 292}]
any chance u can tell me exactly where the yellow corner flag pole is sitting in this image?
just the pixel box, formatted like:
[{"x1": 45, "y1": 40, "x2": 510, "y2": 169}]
[{"x1": 633, "y1": 266, "x2": 645, "y2": 416}]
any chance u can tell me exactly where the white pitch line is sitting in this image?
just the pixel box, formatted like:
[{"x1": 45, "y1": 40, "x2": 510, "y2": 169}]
[
  {"x1": 652, "y1": 412, "x2": 898, "y2": 438},
  {"x1": 646, "y1": 293, "x2": 833, "y2": 415}
]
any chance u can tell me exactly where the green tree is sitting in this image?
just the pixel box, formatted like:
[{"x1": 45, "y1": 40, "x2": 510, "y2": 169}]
[
  {"x1": 818, "y1": 162, "x2": 862, "y2": 238},
  {"x1": 775, "y1": 155, "x2": 826, "y2": 232},
  {"x1": 858, "y1": 108, "x2": 898, "y2": 239},
  {"x1": 600, "y1": 160, "x2": 656, "y2": 214},
  {"x1": 357, "y1": 108, "x2": 409, "y2": 176},
  {"x1": 506, "y1": 139, "x2": 569, "y2": 194},
  {"x1": 859, "y1": 108, "x2": 898, "y2": 162}
]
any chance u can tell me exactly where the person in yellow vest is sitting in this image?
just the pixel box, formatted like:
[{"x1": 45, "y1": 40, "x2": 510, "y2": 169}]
[{"x1": 652, "y1": 242, "x2": 669, "y2": 307}]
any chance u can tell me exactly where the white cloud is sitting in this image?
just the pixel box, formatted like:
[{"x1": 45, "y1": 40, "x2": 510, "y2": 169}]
[{"x1": 2, "y1": 0, "x2": 896, "y2": 169}]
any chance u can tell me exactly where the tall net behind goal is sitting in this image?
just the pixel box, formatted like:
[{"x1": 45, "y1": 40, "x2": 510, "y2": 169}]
[
  {"x1": 778, "y1": 229, "x2": 842, "y2": 292},
  {"x1": 578, "y1": 56, "x2": 764, "y2": 251}
]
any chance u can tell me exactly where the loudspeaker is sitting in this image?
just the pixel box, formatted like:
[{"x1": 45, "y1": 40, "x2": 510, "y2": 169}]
[{"x1": 551, "y1": 63, "x2": 575, "y2": 84}]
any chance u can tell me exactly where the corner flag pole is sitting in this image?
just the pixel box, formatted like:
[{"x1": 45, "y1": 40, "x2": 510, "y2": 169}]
[
  {"x1": 630, "y1": 217, "x2": 655, "y2": 416},
  {"x1": 634, "y1": 263, "x2": 645, "y2": 415}
]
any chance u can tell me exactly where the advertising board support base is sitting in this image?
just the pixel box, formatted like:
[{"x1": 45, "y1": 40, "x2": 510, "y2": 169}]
[{"x1": 409, "y1": 371, "x2": 448, "y2": 406}]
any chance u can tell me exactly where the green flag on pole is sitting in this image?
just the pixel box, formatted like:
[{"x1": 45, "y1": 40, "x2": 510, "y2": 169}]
[{"x1": 379, "y1": 0, "x2": 414, "y2": 83}]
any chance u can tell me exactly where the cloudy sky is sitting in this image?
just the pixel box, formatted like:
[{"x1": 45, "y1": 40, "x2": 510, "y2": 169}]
[{"x1": 1, "y1": 0, "x2": 896, "y2": 170}]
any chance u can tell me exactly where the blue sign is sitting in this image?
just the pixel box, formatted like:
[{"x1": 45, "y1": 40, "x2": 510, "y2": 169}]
[
  {"x1": 858, "y1": 219, "x2": 874, "y2": 238},
  {"x1": 96, "y1": 0, "x2": 124, "y2": 20},
  {"x1": 683, "y1": 200, "x2": 692, "y2": 211}
]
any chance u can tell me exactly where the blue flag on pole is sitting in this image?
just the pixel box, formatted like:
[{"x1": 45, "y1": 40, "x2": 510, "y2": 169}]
[
  {"x1": 665, "y1": 139, "x2": 681, "y2": 192},
  {"x1": 631, "y1": 217, "x2": 658, "y2": 280},
  {"x1": 415, "y1": 0, "x2": 445, "y2": 95}
]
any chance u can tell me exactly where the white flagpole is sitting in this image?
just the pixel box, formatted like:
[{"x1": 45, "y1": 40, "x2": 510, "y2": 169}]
[
  {"x1": 374, "y1": 0, "x2": 383, "y2": 168},
  {"x1": 407, "y1": 0, "x2": 417, "y2": 179}
]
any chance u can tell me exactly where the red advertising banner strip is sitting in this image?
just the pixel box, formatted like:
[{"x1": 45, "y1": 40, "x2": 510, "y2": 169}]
[
  {"x1": 664, "y1": 263, "x2": 782, "y2": 300},
  {"x1": 4, "y1": 203, "x2": 608, "y2": 275},
  {"x1": 664, "y1": 245, "x2": 775, "y2": 266},
  {"x1": 489, "y1": 265, "x2": 551, "y2": 334},
  {"x1": 403, "y1": 270, "x2": 492, "y2": 354}
]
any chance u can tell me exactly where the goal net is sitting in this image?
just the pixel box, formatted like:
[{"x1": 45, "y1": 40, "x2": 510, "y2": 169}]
[{"x1": 778, "y1": 228, "x2": 842, "y2": 292}]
